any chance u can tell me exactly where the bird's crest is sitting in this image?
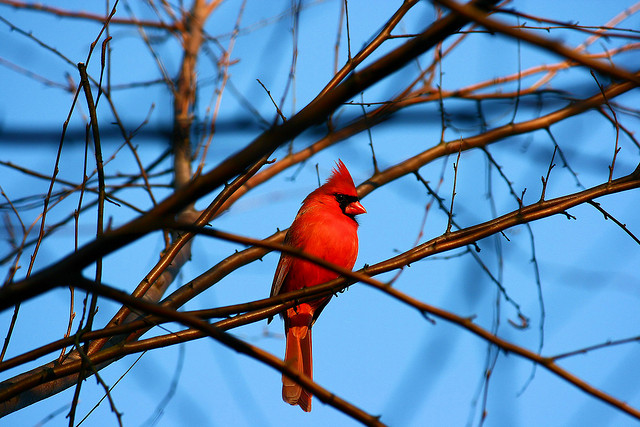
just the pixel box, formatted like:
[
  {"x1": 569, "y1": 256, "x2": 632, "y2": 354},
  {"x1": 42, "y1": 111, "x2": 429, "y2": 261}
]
[{"x1": 322, "y1": 159, "x2": 357, "y2": 196}]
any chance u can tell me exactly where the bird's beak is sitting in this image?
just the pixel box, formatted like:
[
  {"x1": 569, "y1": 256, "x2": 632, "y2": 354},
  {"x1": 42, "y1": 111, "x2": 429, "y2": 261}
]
[{"x1": 345, "y1": 200, "x2": 366, "y2": 216}]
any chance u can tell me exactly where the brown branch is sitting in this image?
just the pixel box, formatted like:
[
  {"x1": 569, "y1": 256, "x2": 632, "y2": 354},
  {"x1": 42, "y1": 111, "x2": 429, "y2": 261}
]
[
  {"x1": 90, "y1": 156, "x2": 273, "y2": 351},
  {"x1": 552, "y1": 334, "x2": 640, "y2": 361},
  {"x1": 0, "y1": 0, "x2": 181, "y2": 31},
  {"x1": 1, "y1": 276, "x2": 385, "y2": 426},
  {"x1": 446, "y1": 148, "x2": 462, "y2": 234},
  {"x1": 497, "y1": 4, "x2": 640, "y2": 48},
  {"x1": 590, "y1": 70, "x2": 622, "y2": 182},
  {"x1": 209, "y1": 46, "x2": 640, "y2": 220},
  {"x1": 69, "y1": 6, "x2": 116, "y2": 418},
  {"x1": 183, "y1": 189, "x2": 640, "y2": 420},
  {"x1": 0, "y1": 158, "x2": 274, "y2": 415},
  {"x1": 436, "y1": 0, "x2": 640, "y2": 86},
  {"x1": 194, "y1": 0, "x2": 246, "y2": 177},
  {"x1": 0, "y1": 35, "x2": 87, "y2": 367},
  {"x1": 257, "y1": 79, "x2": 287, "y2": 122},
  {"x1": 0, "y1": 149, "x2": 171, "y2": 266},
  {"x1": 319, "y1": 0, "x2": 420, "y2": 97},
  {"x1": 587, "y1": 200, "x2": 640, "y2": 245},
  {"x1": 75, "y1": 64, "x2": 106, "y2": 400}
]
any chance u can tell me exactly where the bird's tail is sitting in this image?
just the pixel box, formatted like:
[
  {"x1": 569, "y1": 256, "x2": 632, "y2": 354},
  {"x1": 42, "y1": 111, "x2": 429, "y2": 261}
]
[{"x1": 282, "y1": 309, "x2": 313, "y2": 412}]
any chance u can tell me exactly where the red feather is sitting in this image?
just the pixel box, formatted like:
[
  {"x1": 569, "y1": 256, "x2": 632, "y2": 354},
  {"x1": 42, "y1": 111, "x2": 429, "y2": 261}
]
[{"x1": 270, "y1": 160, "x2": 366, "y2": 412}]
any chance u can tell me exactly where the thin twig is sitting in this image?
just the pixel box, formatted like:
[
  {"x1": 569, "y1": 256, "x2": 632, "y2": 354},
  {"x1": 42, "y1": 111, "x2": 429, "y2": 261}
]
[
  {"x1": 257, "y1": 79, "x2": 287, "y2": 123},
  {"x1": 446, "y1": 146, "x2": 462, "y2": 234},
  {"x1": 590, "y1": 70, "x2": 622, "y2": 182}
]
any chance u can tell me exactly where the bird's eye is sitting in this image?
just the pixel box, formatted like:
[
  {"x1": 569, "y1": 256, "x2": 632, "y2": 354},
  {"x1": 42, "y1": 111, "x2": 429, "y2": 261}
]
[{"x1": 334, "y1": 193, "x2": 360, "y2": 216}]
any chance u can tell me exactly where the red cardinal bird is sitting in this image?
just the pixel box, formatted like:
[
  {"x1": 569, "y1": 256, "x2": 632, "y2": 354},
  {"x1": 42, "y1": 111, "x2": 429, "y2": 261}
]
[{"x1": 270, "y1": 160, "x2": 366, "y2": 412}]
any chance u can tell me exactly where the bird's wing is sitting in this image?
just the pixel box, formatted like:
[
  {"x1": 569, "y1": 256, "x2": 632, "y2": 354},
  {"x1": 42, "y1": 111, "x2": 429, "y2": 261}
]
[
  {"x1": 270, "y1": 220, "x2": 306, "y2": 298},
  {"x1": 270, "y1": 253, "x2": 291, "y2": 298},
  {"x1": 267, "y1": 252, "x2": 292, "y2": 324}
]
